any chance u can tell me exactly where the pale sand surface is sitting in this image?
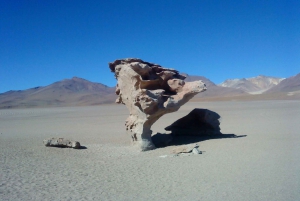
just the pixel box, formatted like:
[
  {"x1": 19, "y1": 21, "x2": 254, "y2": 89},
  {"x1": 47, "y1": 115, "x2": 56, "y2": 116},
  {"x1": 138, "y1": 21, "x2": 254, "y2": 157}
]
[{"x1": 1, "y1": 100, "x2": 300, "y2": 201}]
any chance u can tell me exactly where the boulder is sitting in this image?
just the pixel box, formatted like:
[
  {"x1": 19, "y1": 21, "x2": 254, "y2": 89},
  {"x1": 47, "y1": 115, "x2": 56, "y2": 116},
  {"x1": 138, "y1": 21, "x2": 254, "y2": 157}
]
[
  {"x1": 109, "y1": 58, "x2": 206, "y2": 151},
  {"x1": 43, "y1": 138, "x2": 81, "y2": 149}
]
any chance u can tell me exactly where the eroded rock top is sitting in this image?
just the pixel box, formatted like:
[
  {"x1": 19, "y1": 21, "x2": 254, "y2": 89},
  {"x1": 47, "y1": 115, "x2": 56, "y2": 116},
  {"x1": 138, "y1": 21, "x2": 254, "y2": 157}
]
[{"x1": 109, "y1": 58, "x2": 194, "y2": 98}]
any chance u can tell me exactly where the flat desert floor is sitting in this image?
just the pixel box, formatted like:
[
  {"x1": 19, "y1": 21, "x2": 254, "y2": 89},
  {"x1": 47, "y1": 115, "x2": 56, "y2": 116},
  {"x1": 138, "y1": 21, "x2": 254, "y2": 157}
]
[{"x1": 1, "y1": 100, "x2": 300, "y2": 201}]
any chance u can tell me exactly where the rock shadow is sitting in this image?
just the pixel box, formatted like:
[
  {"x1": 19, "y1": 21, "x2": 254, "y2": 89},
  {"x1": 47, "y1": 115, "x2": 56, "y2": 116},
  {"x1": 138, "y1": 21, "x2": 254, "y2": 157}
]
[
  {"x1": 151, "y1": 108, "x2": 247, "y2": 148},
  {"x1": 48, "y1": 145, "x2": 88, "y2": 150},
  {"x1": 152, "y1": 133, "x2": 246, "y2": 148}
]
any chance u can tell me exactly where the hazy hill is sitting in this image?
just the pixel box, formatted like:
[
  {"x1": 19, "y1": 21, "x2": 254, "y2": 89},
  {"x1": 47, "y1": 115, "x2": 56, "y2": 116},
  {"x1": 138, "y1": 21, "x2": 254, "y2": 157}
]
[
  {"x1": 183, "y1": 74, "x2": 216, "y2": 87},
  {"x1": 184, "y1": 74, "x2": 248, "y2": 97},
  {"x1": 219, "y1": 75, "x2": 284, "y2": 94},
  {"x1": 266, "y1": 73, "x2": 300, "y2": 93},
  {"x1": 0, "y1": 77, "x2": 116, "y2": 109}
]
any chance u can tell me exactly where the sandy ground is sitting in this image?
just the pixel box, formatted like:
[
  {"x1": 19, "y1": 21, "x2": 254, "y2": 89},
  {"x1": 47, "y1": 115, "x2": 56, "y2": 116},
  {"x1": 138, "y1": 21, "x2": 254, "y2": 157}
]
[{"x1": 1, "y1": 100, "x2": 300, "y2": 201}]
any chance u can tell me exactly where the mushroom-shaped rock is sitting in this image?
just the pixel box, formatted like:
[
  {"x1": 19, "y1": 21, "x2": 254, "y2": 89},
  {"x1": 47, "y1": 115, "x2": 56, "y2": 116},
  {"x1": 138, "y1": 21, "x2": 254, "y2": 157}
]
[
  {"x1": 109, "y1": 58, "x2": 206, "y2": 151},
  {"x1": 165, "y1": 109, "x2": 222, "y2": 136}
]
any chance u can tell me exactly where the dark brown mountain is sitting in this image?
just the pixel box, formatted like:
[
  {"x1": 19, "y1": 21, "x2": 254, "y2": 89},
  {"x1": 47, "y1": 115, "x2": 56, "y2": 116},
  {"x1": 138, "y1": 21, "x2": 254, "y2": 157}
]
[{"x1": 0, "y1": 77, "x2": 116, "y2": 109}]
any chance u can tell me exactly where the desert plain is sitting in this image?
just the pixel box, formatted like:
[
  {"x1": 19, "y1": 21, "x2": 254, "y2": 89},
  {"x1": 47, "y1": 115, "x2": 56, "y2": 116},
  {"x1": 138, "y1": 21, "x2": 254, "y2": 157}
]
[{"x1": 1, "y1": 100, "x2": 300, "y2": 201}]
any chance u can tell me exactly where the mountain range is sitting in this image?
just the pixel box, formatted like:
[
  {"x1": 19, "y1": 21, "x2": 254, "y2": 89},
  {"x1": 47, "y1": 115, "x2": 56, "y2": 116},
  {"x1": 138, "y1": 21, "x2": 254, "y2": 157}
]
[
  {"x1": 266, "y1": 73, "x2": 300, "y2": 93},
  {"x1": 219, "y1": 75, "x2": 285, "y2": 94},
  {"x1": 0, "y1": 73, "x2": 299, "y2": 109},
  {"x1": 0, "y1": 77, "x2": 116, "y2": 109}
]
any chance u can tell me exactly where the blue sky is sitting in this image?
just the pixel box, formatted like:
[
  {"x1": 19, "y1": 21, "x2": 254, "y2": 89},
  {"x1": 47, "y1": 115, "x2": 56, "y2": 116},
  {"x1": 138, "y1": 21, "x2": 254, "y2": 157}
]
[{"x1": 0, "y1": 0, "x2": 299, "y2": 93}]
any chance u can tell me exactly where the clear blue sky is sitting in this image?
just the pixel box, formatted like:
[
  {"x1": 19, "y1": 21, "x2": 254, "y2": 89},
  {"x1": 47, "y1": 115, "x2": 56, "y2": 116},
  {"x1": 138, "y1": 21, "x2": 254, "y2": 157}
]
[{"x1": 1, "y1": 0, "x2": 299, "y2": 93}]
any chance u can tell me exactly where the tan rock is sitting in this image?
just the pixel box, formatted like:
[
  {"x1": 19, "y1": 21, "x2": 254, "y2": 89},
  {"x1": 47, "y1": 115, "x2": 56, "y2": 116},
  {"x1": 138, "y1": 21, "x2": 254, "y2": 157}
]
[
  {"x1": 172, "y1": 144, "x2": 195, "y2": 154},
  {"x1": 172, "y1": 144, "x2": 202, "y2": 155},
  {"x1": 43, "y1": 138, "x2": 81, "y2": 149},
  {"x1": 109, "y1": 58, "x2": 206, "y2": 151}
]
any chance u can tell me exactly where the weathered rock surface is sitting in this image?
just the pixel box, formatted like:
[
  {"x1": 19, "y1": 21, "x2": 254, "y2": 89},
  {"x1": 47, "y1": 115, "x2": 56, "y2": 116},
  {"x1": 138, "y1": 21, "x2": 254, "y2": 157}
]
[
  {"x1": 43, "y1": 138, "x2": 81, "y2": 149},
  {"x1": 172, "y1": 144, "x2": 196, "y2": 154},
  {"x1": 109, "y1": 58, "x2": 206, "y2": 151},
  {"x1": 165, "y1": 109, "x2": 221, "y2": 136},
  {"x1": 172, "y1": 144, "x2": 202, "y2": 155}
]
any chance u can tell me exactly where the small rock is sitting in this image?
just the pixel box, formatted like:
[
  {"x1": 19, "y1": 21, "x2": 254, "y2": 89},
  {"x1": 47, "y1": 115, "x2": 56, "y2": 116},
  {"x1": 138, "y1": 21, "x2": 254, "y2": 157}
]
[
  {"x1": 43, "y1": 138, "x2": 81, "y2": 149},
  {"x1": 192, "y1": 147, "x2": 202, "y2": 154},
  {"x1": 172, "y1": 144, "x2": 195, "y2": 154},
  {"x1": 172, "y1": 143, "x2": 202, "y2": 155}
]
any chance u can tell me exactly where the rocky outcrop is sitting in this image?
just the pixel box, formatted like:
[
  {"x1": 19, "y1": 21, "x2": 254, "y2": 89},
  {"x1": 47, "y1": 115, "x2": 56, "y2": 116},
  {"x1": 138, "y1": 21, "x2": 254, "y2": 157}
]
[
  {"x1": 165, "y1": 109, "x2": 221, "y2": 136},
  {"x1": 109, "y1": 58, "x2": 206, "y2": 151},
  {"x1": 43, "y1": 138, "x2": 81, "y2": 149}
]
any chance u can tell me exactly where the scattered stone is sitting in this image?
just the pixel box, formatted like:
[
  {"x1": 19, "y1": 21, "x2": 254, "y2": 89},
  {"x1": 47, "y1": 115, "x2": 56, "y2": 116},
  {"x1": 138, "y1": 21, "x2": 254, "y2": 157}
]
[
  {"x1": 172, "y1": 144, "x2": 195, "y2": 154},
  {"x1": 109, "y1": 58, "x2": 206, "y2": 151},
  {"x1": 172, "y1": 144, "x2": 202, "y2": 155},
  {"x1": 43, "y1": 138, "x2": 81, "y2": 149},
  {"x1": 192, "y1": 147, "x2": 202, "y2": 154},
  {"x1": 160, "y1": 145, "x2": 202, "y2": 158}
]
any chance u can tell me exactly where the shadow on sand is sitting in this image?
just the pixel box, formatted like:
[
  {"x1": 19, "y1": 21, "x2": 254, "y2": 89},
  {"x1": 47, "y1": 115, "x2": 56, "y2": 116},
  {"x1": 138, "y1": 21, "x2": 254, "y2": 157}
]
[
  {"x1": 152, "y1": 133, "x2": 247, "y2": 148},
  {"x1": 51, "y1": 145, "x2": 88, "y2": 150},
  {"x1": 151, "y1": 108, "x2": 247, "y2": 148}
]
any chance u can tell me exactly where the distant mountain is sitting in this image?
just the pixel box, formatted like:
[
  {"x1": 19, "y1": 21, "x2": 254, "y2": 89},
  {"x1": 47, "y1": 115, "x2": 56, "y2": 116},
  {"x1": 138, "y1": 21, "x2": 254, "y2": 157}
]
[
  {"x1": 266, "y1": 73, "x2": 300, "y2": 93},
  {"x1": 0, "y1": 77, "x2": 116, "y2": 109},
  {"x1": 183, "y1": 74, "x2": 216, "y2": 87},
  {"x1": 0, "y1": 74, "x2": 248, "y2": 109},
  {"x1": 219, "y1": 75, "x2": 284, "y2": 94},
  {"x1": 184, "y1": 74, "x2": 248, "y2": 97},
  {"x1": 1, "y1": 73, "x2": 298, "y2": 109}
]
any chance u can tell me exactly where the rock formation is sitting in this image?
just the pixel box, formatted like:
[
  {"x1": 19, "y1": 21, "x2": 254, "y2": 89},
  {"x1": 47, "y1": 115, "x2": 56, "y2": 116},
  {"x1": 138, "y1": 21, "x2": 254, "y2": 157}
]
[
  {"x1": 109, "y1": 58, "x2": 206, "y2": 151},
  {"x1": 43, "y1": 138, "x2": 81, "y2": 149},
  {"x1": 165, "y1": 108, "x2": 222, "y2": 136}
]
